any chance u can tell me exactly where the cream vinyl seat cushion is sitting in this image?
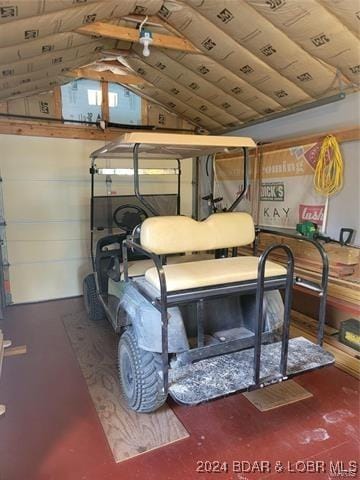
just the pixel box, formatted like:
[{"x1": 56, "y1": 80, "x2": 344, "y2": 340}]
[
  {"x1": 140, "y1": 212, "x2": 255, "y2": 255},
  {"x1": 144, "y1": 256, "x2": 287, "y2": 292},
  {"x1": 121, "y1": 253, "x2": 214, "y2": 278}
]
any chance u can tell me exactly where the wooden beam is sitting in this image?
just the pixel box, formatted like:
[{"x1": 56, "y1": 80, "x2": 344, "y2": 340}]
[
  {"x1": 122, "y1": 15, "x2": 165, "y2": 28},
  {"x1": 0, "y1": 119, "x2": 189, "y2": 141},
  {"x1": 101, "y1": 81, "x2": 109, "y2": 123},
  {"x1": 66, "y1": 68, "x2": 144, "y2": 85},
  {"x1": 141, "y1": 97, "x2": 148, "y2": 125},
  {"x1": 4, "y1": 345, "x2": 27, "y2": 358},
  {"x1": 99, "y1": 60, "x2": 129, "y2": 68},
  {"x1": 123, "y1": 14, "x2": 189, "y2": 39},
  {"x1": 217, "y1": 127, "x2": 360, "y2": 159},
  {"x1": 0, "y1": 119, "x2": 133, "y2": 141},
  {"x1": 53, "y1": 86, "x2": 62, "y2": 120},
  {"x1": 260, "y1": 127, "x2": 360, "y2": 153},
  {"x1": 77, "y1": 22, "x2": 198, "y2": 53}
]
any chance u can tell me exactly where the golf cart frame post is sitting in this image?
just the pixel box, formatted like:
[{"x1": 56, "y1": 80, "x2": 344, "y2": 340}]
[
  {"x1": 228, "y1": 147, "x2": 249, "y2": 213},
  {"x1": 255, "y1": 227, "x2": 329, "y2": 346},
  {"x1": 132, "y1": 143, "x2": 181, "y2": 216}
]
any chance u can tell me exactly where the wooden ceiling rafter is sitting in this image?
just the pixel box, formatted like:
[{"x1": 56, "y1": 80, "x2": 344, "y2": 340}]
[
  {"x1": 65, "y1": 67, "x2": 145, "y2": 85},
  {"x1": 124, "y1": 13, "x2": 189, "y2": 40},
  {"x1": 76, "y1": 22, "x2": 199, "y2": 54}
]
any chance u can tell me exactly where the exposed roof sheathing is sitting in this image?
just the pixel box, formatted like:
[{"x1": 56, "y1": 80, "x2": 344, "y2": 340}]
[{"x1": 0, "y1": 0, "x2": 358, "y2": 131}]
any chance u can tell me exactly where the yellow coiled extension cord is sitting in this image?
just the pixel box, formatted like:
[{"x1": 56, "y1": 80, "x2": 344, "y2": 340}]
[{"x1": 313, "y1": 134, "x2": 343, "y2": 196}]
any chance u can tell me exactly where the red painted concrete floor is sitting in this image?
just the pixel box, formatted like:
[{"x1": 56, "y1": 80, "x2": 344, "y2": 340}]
[{"x1": 0, "y1": 297, "x2": 359, "y2": 480}]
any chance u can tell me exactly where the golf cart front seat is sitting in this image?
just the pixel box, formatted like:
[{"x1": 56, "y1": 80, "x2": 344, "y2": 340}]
[{"x1": 140, "y1": 212, "x2": 287, "y2": 291}]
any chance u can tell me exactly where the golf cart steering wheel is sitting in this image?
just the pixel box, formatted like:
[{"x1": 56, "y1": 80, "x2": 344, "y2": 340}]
[{"x1": 112, "y1": 204, "x2": 148, "y2": 233}]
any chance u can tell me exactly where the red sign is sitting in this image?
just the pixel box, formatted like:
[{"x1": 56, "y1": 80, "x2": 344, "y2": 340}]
[
  {"x1": 304, "y1": 142, "x2": 321, "y2": 169},
  {"x1": 299, "y1": 204, "x2": 325, "y2": 226}
]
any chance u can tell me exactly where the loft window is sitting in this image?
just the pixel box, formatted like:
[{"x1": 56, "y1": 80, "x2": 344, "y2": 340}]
[
  {"x1": 87, "y1": 89, "x2": 102, "y2": 106},
  {"x1": 108, "y1": 91, "x2": 118, "y2": 108},
  {"x1": 108, "y1": 83, "x2": 141, "y2": 125},
  {"x1": 61, "y1": 79, "x2": 102, "y2": 122}
]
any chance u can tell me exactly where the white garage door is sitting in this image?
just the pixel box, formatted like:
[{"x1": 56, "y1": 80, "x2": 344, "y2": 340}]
[{"x1": 0, "y1": 134, "x2": 193, "y2": 303}]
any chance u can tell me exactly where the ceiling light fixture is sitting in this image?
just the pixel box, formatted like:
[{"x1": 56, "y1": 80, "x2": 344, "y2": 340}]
[
  {"x1": 139, "y1": 15, "x2": 153, "y2": 57},
  {"x1": 139, "y1": 29, "x2": 153, "y2": 57}
]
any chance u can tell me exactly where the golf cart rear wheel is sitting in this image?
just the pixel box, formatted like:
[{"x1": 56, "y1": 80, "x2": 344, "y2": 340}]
[
  {"x1": 83, "y1": 273, "x2": 105, "y2": 321},
  {"x1": 118, "y1": 329, "x2": 167, "y2": 413}
]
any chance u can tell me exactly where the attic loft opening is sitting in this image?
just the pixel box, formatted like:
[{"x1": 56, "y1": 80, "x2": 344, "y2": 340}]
[{"x1": 61, "y1": 79, "x2": 142, "y2": 125}]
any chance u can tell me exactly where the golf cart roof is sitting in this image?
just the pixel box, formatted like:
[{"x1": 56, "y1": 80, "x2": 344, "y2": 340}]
[{"x1": 90, "y1": 132, "x2": 256, "y2": 160}]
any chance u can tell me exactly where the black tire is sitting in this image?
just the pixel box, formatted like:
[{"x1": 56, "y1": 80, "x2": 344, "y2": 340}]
[
  {"x1": 83, "y1": 273, "x2": 105, "y2": 321},
  {"x1": 118, "y1": 329, "x2": 167, "y2": 413}
]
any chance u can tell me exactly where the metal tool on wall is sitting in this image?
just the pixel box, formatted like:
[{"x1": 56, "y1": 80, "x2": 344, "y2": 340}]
[{"x1": 296, "y1": 221, "x2": 354, "y2": 246}]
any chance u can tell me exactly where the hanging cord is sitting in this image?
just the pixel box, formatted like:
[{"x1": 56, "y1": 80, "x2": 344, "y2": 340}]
[
  {"x1": 313, "y1": 134, "x2": 344, "y2": 196},
  {"x1": 139, "y1": 15, "x2": 149, "y2": 32}
]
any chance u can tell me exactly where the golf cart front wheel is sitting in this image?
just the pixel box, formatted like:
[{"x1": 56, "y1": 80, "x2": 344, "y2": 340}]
[
  {"x1": 118, "y1": 329, "x2": 167, "y2": 413},
  {"x1": 83, "y1": 273, "x2": 105, "y2": 321}
]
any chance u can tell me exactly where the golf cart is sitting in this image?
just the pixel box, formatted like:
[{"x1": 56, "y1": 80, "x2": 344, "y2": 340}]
[{"x1": 84, "y1": 132, "x2": 334, "y2": 413}]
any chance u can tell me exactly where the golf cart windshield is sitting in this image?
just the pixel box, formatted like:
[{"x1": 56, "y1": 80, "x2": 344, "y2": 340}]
[{"x1": 90, "y1": 132, "x2": 256, "y2": 222}]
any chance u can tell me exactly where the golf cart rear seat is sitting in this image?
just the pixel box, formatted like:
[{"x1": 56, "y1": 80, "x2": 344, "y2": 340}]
[
  {"x1": 140, "y1": 212, "x2": 287, "y2": 292},
  {"x1": 121, "y1": 254, "x2": 214, "y2": 280},
  {"x1": 145, "y1": 256, "x2": 286, "y2": 292}
]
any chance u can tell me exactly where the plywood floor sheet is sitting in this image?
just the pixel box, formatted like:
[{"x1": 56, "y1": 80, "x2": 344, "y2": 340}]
[{"x1": 62, "y1": 310, "x2": 188, "y2": 463}]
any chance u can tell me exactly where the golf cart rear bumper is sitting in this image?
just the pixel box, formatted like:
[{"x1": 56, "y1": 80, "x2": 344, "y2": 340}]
[{"x1": 169, "y1": 336, "x2": 335, "y2": 405}]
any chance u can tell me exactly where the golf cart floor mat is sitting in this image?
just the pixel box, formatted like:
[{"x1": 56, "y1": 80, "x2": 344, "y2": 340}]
[{"x1": 168, "y1": 337, "x2": 334, "y2": 405}]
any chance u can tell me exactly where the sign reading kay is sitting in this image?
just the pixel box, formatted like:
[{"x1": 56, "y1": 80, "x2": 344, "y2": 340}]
[{"x1": 215, "y1": 143, "x2": 326, "y2": 229}]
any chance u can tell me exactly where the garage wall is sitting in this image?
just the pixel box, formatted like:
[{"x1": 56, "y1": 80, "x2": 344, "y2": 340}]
[
  {"x1": 230, "y1": 92, "x2": 360, "y2": 244},
  {"x1": 0, "y1": 134, "x2": 193, "y2": 303}
]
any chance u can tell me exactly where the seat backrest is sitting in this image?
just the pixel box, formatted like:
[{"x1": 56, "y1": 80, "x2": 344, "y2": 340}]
[{"x1": 140, "y1": 212, "x2": 255, "y2": 255}]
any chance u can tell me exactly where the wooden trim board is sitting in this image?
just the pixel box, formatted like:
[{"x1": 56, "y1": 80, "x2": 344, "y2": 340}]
[
  {"x1": 217, "y1": 127, "x2": 360, "y2": 159},
  {"x1": 53, "y1": 87, "x2": 62, "y2": 120},
  {"x1": 4, "y1": 345, "x2": 27, "y2": 358},
  {"x1": 0, "y1": 119, "x2": 192, "y2": 140},
  {"x1": 243, "y1": 380, "x2": 313, "y2": 411},
  {"x1": 66, "y1": 68, "x2": 144, "y2": 86},
  {"x1": 101, "y1": 81, "x2": 109, "y2": 123}
]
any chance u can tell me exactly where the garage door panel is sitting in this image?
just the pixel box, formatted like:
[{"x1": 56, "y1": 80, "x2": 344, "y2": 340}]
[
  {"x1": 3, "y1": 181, "x2": 90, "y2": 221},
  {"x1": 0, "y1": 135, "x2": 103, "y2": 179},
  {"x1": 9, "y1": 260, "x2": 92, "y2": 303},
  {"x1": 6, "y1": 222, "x2": 90, "y2": 242},
  {"x1": 1, "y1": 135, "x2": 193, "y2": 303},
  {"x1": 7, "y1": 239, "x2": 89, "y2": 264},
  {"x1": 1, "y1": 135, "x2": 189, "y2": 180}
]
